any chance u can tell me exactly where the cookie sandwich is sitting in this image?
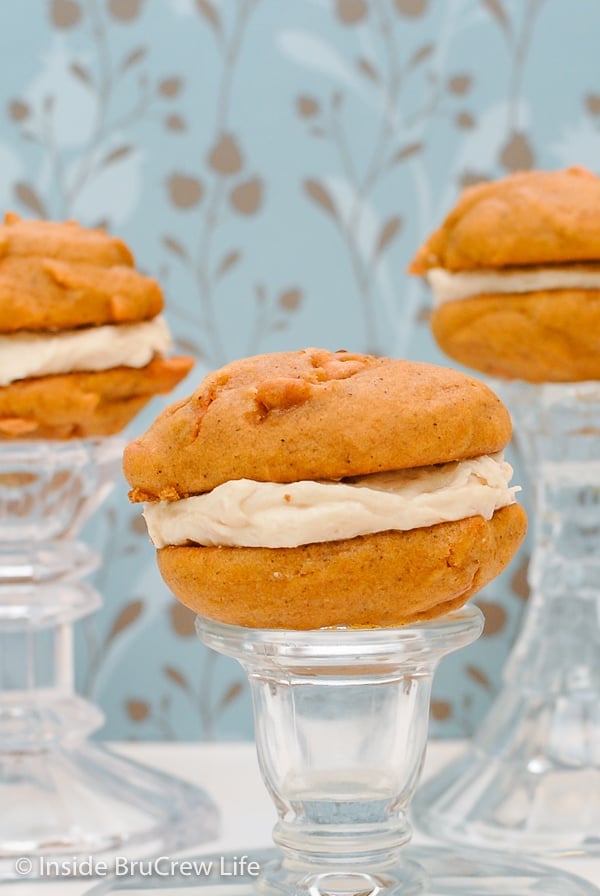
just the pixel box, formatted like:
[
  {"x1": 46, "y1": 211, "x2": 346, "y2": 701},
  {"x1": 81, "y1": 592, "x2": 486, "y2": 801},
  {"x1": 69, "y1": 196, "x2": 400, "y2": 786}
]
[
  {"x1": 123, "y1": 348, "x2": 526, "y2": 629},
  {"x1": 410, "y1": 167, "x2": 600, "y2": 382},
  {"x1": 0, "y1": 213, "x2": 193, "y2": 438}
]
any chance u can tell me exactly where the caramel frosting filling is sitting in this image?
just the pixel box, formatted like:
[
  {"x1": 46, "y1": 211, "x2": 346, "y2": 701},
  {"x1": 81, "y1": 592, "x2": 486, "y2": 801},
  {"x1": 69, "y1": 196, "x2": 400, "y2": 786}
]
[
  {"x1": 427, "y1": 266, "x2": 600, "y2": 307},
  {"x1": 0, "y1": 316, "x2": 172, "y2": 385},
  {"x1": 143, "y1": 453, "x2": 519, "y2": 549}
]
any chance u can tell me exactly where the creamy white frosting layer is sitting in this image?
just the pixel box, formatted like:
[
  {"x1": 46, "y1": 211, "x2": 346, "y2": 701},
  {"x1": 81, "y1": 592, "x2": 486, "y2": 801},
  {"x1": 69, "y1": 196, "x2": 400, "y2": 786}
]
[
  {"x1": 144, "y1": 454, "x2": 518, "y2": 549},
  {"x1": 0, "y1": 316, "x2": 172, "y2": 386},
  {"x1": 427, "y1": 266, "x2": 600, "y2": 307}
]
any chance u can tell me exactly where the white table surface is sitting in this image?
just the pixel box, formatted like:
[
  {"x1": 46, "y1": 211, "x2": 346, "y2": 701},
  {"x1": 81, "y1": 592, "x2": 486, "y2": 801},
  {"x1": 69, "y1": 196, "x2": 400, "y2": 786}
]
[{"x1": 4, "y1": 739, "x2": 599, "y2": 895}]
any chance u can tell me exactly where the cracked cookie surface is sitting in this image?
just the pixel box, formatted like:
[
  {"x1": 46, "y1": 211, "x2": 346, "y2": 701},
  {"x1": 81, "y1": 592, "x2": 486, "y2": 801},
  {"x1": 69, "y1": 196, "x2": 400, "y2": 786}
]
[
  {"x1": 123, "y1": 348, "x2": 526, "y2": 628},
  {"x1": 124, "y1": 348, "x2": 512, "y2": 501}
]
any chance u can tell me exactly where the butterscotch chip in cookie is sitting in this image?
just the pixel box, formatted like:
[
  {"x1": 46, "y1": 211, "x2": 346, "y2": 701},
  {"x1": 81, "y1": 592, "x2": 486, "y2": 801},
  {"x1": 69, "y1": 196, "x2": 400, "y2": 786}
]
[
  {"x1": 124, "y1": 348, "x2": 526, "y2": 629},
  {"x1": 410, "y1": 167, "x2": 600, "y2": 382}
]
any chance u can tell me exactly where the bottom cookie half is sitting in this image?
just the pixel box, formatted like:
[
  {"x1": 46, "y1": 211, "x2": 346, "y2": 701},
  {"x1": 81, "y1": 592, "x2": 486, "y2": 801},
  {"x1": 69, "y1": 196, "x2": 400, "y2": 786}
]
[
  {"x1": 432, "y1": 289, "x2": 600, "y2": 382},
  {"x1": 157, "y1": 503, "x2": 527, "y2": 629}
]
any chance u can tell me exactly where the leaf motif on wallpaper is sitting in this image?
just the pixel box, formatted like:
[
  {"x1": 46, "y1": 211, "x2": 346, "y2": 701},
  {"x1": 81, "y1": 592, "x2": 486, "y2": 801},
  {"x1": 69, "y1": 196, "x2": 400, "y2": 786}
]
[
  {"x1": 474, "y1": 599, "x2": 507, "y2": 637},
  {"x1": 375, "y1": 216, "x2": 403, "y2": 258},
  {"x1": 356, "y1": 57, "x2": 379, "y2": 83},
  {"x1": 448, "y1": 74, "x2": 472, "y2": 95},
  {"x1": 126, "y1": 699, "x2": 150, "y2": 722},
  {"x1": 119, "y1": 46, "x2": 148, "y2": 73},
  {"x1": 500, "y1": 131, "x2": 534, "y2": 171},
  {"x1": 14, "y1": 182, "x2": 47, "y2": 218},
  {"x1": 408, "y1": 44, "x2": 434, "y2": 69},
  {"x1": 278, "y1": 30, "x2": 364, "y2": 96},
  {"x1": 165, "y1": 114, "x2": 187, "y2": 132},
  {"x1": 511, "y1": 555, "x2": 530, "y2": 601},
  {"x1": 99, "y1": 145, "x2": 135, "y2": 169},
  {"x1": 50, "y1": 0, "x2": 82, "y2": 29},
  {"x1": 170, "y1": 336, "x2": 200, "y2": 359},
  {"x1": 9, "y1": 100, "x2": 30, "y2": 122},
  {"x1": 481, "y1": 0, "x2": 512, "y2": 37},
  {"x1": 230, "y1": 178, "x2": 263, "y2": 215},
  {"x1": 467, "y1": 666, "x2": 492, "y2": 691},
  {"x1": 170, "y1": 601, "x2": 197, "y2": 637},
  {"x1": 164, "y1": 665, "x2": 191, "y2": 692},
  {"x1": 389, "y1": 142, "x2": 422, "y2": 167},
  {"x1": 456, "y1": 111, "x2": 476, "y2": 129},
  {"x1": 70, "y1": 62, "x2": 93, "y2": 86},
  {"x1": 162, "y1": 235, "x2": 190, "y2": 263},
  {"x1": 431, "y1": 700, "x2": 452, "y2": 721},
  {"x1": 195, "y1": 0, "x2": 222, "y2": 40},
  {"x1": 585, "y1": 94, "x2": 600, "y2": 116},
  {"x1": 335, "y1": 0, "x2": 368, "y2": 26},
  {"x1": 129, "y1": 513, "x2": 148, "y2": 535},
  {"x1": 304, "y1": 179, "x2": 338, "y2": 220},
  {"x1": 167, "y1": 173, "x2": 204, "y2": 208},
  {"x1": 108, "y1": 0, "x2": 144, "y2": 23},
  {"x1": 296, "y1": 96, "x2": 320, "y2": 118},
  {"x1": 460, "y1": 170, "x2": 490, "y2": 188},
  {"x1": 218, "y1": 682, "x2": 244, "y2": 710},
  {"x1": 159, "y1": 77, "x2": 183, "y2": 98},
  {"x1": 279, "y1": 288, "x2": 302, "y2": 311},
  {"x1": 106, "y1": 599, "x2": 144, "y2": 643},
  {"x1": 393, "y1": 0, "x2": 429, "y2": 18},
  {"x1": 208, "y1": 133, "x2": 243, "y2": 176},
  {"x1": 216, "y1": 250, "x2": 241, "y2": 278}
]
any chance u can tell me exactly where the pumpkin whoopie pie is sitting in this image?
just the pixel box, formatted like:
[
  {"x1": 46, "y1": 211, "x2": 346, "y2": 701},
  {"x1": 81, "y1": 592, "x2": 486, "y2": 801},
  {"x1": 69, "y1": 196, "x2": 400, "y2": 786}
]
[
  {"x1": 0, "y1": 213, "x2": 193, "y2": 438},
  {"x1": 124, "y1": 348, "x2": 526, "y2": 630},
  {"x1": 410, "y1": 167, "x2": 600, "y2": 382}
]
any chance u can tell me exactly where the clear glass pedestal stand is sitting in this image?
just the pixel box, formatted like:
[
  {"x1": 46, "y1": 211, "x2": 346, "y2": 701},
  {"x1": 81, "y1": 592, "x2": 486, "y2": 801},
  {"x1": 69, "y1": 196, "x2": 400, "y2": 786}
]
[
  {"x1": 0, "y1": 439, "x2": 218, "y2": 881},
  {"x1": 413, "y1": 380, "x2": 600, "y2": 856},
  {"x1": 86, "y1": 606, "x2": 597, "y2": 895}
]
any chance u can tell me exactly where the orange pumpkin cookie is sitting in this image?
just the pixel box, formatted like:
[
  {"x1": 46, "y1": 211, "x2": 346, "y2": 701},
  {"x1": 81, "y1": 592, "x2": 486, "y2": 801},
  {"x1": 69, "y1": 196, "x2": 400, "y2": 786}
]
[
  {"x1": 410, "y1": 167, "x2": 600, "y2": 382},
  {"x1": 124, "y1": 348, "x2": 526, "y2": 629},
  {"x1": 0, "y1": 213, "x2": 193, "y2": 438}
]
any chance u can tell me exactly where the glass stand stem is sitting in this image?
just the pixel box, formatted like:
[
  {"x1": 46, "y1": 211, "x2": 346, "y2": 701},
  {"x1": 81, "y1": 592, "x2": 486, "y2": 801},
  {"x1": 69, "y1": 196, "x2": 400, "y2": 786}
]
[
  {"x1": 413, "y1": 380, "x2": 600, "y2": 856},
  {"x1": 0, "y1": 439, "x2": 218, "y2": 880},
  {"x1": 80, "y1": 607, "x2": 599, "y2": 895}
]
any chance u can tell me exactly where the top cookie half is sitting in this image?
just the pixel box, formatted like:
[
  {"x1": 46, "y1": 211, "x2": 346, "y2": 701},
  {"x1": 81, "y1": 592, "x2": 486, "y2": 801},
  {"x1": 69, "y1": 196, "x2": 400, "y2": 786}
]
[
  {"x1": 0, "y1": 213, "x2": 162, "y2": 332},
  {"x1": 409, "y1": 167, "x2": 600, "y2": 273},
  {"x1": 409, "y1": 168, "x2": 600, "y2": 382},
  {"x1": 124, "y1": 348, "x2": 512, "y2": 502}
]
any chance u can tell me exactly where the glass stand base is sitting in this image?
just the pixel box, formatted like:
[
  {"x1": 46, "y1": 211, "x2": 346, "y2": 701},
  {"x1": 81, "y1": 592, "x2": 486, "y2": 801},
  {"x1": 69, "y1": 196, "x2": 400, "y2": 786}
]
[
  {"x1": 0, "y1": 741, "x2": 218, "y2": 881},
  {"x1": 412, "y1": 740, "x2": 600, "y2": 857},
  {"x1": 84, "y1": 845, "x2": 598, "y2": 895}
]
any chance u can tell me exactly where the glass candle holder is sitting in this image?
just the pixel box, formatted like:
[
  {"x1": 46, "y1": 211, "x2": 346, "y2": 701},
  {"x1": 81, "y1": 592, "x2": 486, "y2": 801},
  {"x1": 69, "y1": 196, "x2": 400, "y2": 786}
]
[
  {"x1": 85, "y1": 606, "x2": 597, "y2": 896},
  {"x1": 0, "y1": 439, "x2": 217, "y2": 881},
  {"x1": 413, "y1": 380, "x2": 600, "y2": 856}
]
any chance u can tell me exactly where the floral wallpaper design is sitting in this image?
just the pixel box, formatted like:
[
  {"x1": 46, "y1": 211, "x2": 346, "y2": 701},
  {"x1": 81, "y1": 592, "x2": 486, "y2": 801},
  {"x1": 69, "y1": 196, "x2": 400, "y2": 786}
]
[{"x1": 0, "y1": 0, "x2": 597, "y2": 740}]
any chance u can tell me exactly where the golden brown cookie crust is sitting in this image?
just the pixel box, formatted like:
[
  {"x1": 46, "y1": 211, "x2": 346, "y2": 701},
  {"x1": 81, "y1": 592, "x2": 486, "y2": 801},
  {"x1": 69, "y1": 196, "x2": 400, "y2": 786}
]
[
  {"x1": 156, "y1": 504, "x2": 527, "y2": 629},
  {"x1": 0, "y1": 357, "x2": 194, "y2": 439},
  {"x1": 0, "y1": 213, "x2": 134, "y2": 267},
  {"x1": 431, "y1": 289, "x2": 600, "y2": 382},
  {"x1": 409, "y1": 167, "x2": 600, "y2": 273},
  {"x1": 124, "y1": 348, "x2": 512, "y2": 501},
  {"x1": 0, "y1": 256, "x2": 163, "y2": 332}
]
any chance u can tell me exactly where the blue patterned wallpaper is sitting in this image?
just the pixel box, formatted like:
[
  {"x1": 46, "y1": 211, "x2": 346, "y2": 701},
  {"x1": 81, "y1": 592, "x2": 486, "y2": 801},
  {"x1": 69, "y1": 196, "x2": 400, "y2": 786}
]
[{"x1": 1, "y1": 0, "x2": 598, "y2": 740}]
